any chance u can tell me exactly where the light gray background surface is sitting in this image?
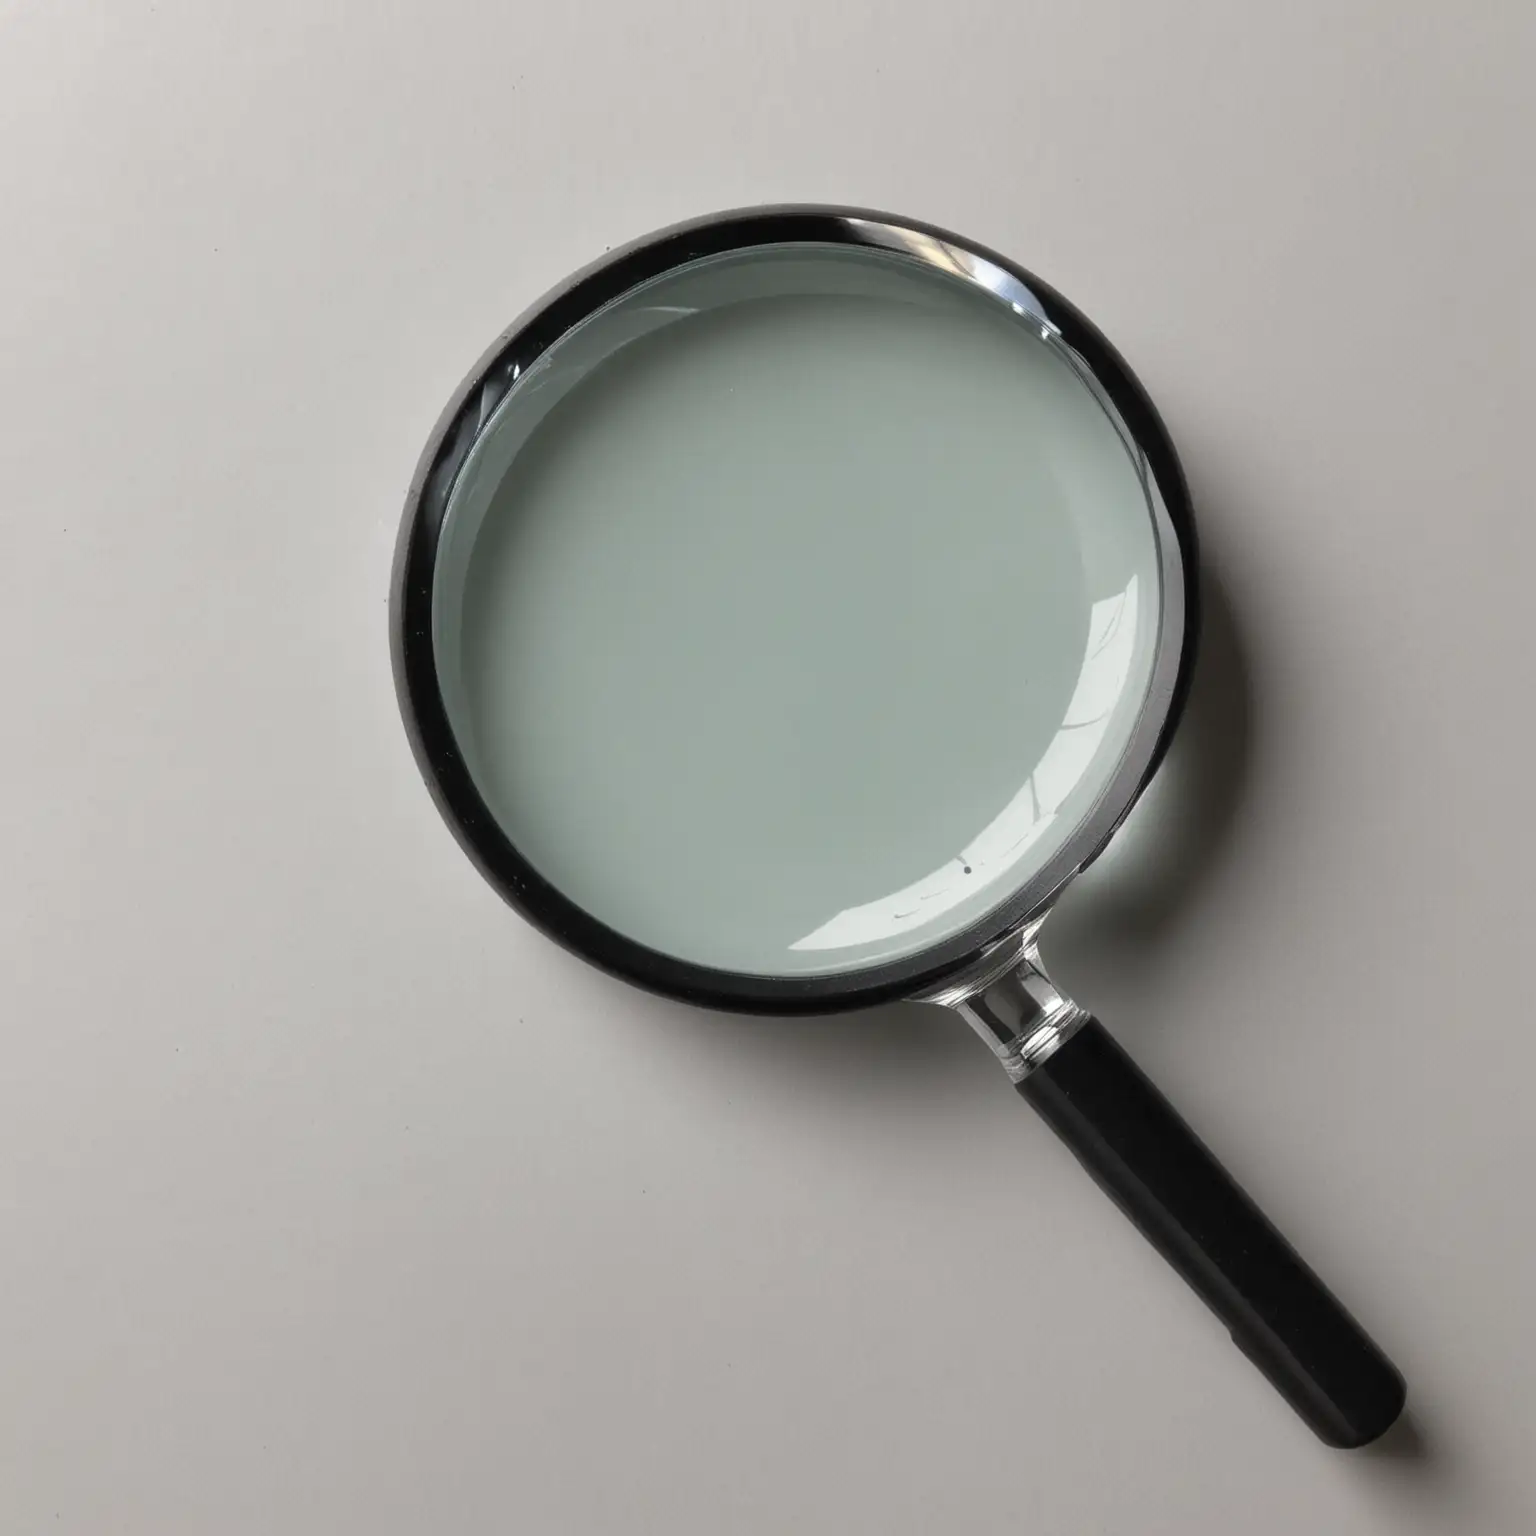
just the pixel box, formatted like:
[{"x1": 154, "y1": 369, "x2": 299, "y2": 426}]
[{"x1": 2, "y1": 3, "x2": 1532, "y2": 1531}]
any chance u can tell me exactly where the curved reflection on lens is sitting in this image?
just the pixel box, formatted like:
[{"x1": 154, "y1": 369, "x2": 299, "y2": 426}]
[{"x1": 789, "y1": 576, "x2": 1142, "y2": 954}]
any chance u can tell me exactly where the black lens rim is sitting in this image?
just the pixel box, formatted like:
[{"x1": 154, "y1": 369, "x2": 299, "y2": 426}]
[{"x1": 390, "y1": 206, "x2": 1199, "y2": 1015}]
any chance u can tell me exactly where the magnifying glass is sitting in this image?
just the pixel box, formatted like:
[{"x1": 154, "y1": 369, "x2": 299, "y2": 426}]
[{"x1": 391, "y1": 207, "x2": 1405, "y2": 1447}]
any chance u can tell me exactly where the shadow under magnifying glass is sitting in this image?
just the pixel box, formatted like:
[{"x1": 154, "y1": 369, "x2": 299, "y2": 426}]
[
  {"x1": 1357, "y1": 1409, "x2": 1469, "y2": 1517},
  {"x1": 1361, "y1": 1410, "x2": 1431, "y2": 1463}
]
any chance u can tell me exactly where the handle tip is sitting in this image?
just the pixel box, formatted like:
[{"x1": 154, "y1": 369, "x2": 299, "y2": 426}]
[{"x1": 1232, "y1": 1321, "x2": 1406, "y2": 1449}]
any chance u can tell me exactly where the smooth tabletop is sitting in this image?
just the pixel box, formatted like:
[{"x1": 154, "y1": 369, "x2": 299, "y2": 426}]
[{"x1": 2, "y1": 3, "x2": 1532, "y2": 1532}]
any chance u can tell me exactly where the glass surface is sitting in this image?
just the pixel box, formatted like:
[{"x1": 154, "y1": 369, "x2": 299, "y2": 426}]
[{"x1": 432, "y1": 245, "x2": 1163, "y2": 976}]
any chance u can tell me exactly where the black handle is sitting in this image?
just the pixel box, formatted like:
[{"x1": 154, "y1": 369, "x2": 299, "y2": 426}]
[{"x1": 1019, "y1": 1017, "x2": 1405, "y2": 1447}]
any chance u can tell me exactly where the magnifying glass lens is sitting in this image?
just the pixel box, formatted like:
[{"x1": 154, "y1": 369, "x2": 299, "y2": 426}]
[{"x1": 431, "y1": 244, "x2": 1163, "y2": 976}]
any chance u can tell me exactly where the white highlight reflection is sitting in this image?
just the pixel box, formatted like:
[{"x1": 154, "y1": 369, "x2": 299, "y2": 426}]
[{"x1": 789, "y1": 577, "x2": 1142, "y2": 953}]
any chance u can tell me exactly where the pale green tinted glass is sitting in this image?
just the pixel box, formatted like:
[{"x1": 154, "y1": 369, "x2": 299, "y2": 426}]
[{"x1": 433, "y1": 246, "x2": 1162, "y2": 976}]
